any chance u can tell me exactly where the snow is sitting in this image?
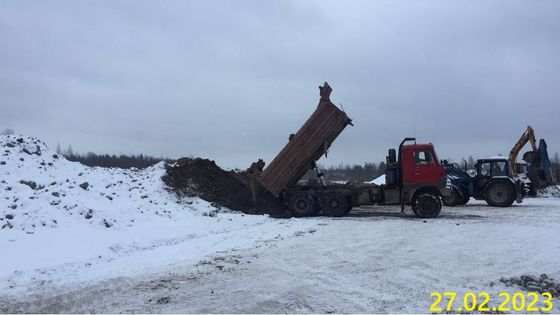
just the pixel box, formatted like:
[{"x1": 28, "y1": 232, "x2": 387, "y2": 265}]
[
  {"x1": 539, "y1": 185, "x2": 560, "y2": 198},
  {"x1": 0, "y1": 134, "x2": 317, "y2": 296},
  {"x1": 1, "y1": 134, "x2": 191, "y2": 233},
  {"x1": 327, "y1": 180, "x2": 348, "y2": 184},
  {"x1": 4, "y1": 198, "x2": 560, "y2": 313},
  {"x1": 369, "y1": 174, "x2": 385, "y2": 185},
  {"x1": 2, "y1": 134, "x2": 560, "y2": 313}
]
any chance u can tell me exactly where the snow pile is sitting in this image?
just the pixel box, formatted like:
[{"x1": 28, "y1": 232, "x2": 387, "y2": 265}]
[
  {"x1": 368, "y1": 174, "x2": 385, "y2": 185},
  {"x1": 0, "y1": 134, "x2": 318, "y2": 297},
  {"x1": 0, "y1": 134, "x2": 206, "y2": 233},
  {"x1": 538, "y1": 185, "x2": 560, "y2": 198}
]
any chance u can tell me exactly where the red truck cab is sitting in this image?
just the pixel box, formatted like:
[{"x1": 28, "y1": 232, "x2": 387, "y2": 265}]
[
  {"x1": 401, "y1": 143, "x2": 446, "y2": 186},
  {"x1": 383, "y1": 138, "x2": 449, "y2": 218}
]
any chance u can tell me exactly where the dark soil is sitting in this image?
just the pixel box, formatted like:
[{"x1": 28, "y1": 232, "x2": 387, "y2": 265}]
[
  {"x1": 500, "y1": 274, "x2": 560, "y2": 297},
  {"x1": 162, "y1": 158, "x2": 288, "y2": 217},
  {"x1": 19, "y1": 180, "x2": 37, "y2": 190}
]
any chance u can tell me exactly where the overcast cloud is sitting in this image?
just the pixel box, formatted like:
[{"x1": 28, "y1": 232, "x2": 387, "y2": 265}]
[{"x1": 1, "y1": 0, "x2": 559, "y2": 169}]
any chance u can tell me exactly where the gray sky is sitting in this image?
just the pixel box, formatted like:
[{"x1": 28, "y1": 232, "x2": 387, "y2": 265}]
[{"x1": 1, "y1": 0, "x2": 559, "y2": 169}]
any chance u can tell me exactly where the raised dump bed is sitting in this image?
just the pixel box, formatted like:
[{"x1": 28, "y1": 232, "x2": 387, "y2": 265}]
[{"x1": 258, "y1": 83, "x2": 352, "y2": 198}]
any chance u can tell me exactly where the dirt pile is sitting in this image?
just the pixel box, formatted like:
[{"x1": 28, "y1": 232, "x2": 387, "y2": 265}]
[
  {"x1": 500, "y1": 274, "x2": 560, "y2": 296},
  {"x1": 1, "y1": 134, "x2": 197, "y2": 232},
  {"x1": 162, "y1": 158, "x2": 287, "y2": 217},
  {"x1": 538, "y1": 185, "x2": 560, "y2": 198}
]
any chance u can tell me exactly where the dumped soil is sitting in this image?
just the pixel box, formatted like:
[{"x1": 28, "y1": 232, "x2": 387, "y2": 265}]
[
  {"x1": 500, "y1": 274, "x2": 560, "y2": 297},
  {"x1": 162, "y1": 158, "x2": 288, "y2": 217}
]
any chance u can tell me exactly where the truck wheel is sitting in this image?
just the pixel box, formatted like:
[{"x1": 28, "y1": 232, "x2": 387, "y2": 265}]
[
  {"x1": 442, "y1": 189, "x2": 460, "y2": 207},
  {"x1": 322, "y1": 192, "x2": 348, "y2": 217},
  {"x1": 485, "y1": 182, "x2": 514, "y2": 207},
  {"x1": 411, "y1": 192, "x2": 442, "y2": 218},
  {"x1": 288, "y1": 192, "x2": 317, "y2": 217}
]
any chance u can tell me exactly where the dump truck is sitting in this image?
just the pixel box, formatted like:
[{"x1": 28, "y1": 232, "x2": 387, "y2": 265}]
[{"x1": 250, "y1": 82, "x2": 450, "y2": 218}]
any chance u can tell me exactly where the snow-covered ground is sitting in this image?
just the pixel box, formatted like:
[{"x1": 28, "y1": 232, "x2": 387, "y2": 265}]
[
  {"x1": 2, "y1": 134, "x2": 560, "y2": 313},
  {"x1": 0, "y1": 135, "x2": 317, "y2": 302}
]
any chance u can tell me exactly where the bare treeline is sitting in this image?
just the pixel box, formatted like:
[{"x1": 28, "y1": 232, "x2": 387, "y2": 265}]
[
  {"x1": 65, "y1": 152, "x2": 171, "y2": 169},
  {"x1": 304, "y1": 162, "x2": 387, "y2": 183},
  {"x1": 57, "y1": 139, "x2": 559, "y2": 182}
]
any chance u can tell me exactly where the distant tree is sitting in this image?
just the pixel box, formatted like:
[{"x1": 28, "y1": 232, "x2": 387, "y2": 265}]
[
  {"x1": 64, "y1": 150, "x2": 171, "y2": 169},
  {"x1": 56, "y1": 143, "x2": 62, "y2": 155},
  {"x1": 65, "y1": 145, "x2": 74, "y2": 157},
  {"x1": 467, "y1": 156, "x2": 475, "y2": 169},
  {"x1": 307, "y1": 161, "x2": 385, "y2": 182},
  {"x1": 1, "y1": 128, "x2": 14, "y2": 135},
  {"x1": 378, "y1": 161, "x2": 386, "y2": 173},
  {"x1": 364, "y1": 162, "x2": 378, "y2": 176},
  {"x1": 552, "y1": 153, "x2": 560, "y2": 182}
]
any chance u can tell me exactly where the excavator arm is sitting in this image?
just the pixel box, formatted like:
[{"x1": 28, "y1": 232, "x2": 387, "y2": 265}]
[
  {"x1": 509, "y1": 125, "x2": 555, "y2": 194},
  {"x1": 509, "y1": 125, "x2": 537, "y2": 174}
]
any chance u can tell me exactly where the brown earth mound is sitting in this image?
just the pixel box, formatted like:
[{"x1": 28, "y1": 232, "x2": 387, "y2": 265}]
[{"x1": 162, "y1": 158, "x2": 288, "y2": 217}]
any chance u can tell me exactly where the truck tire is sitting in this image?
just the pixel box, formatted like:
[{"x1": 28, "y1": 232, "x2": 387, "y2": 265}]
[
  {"x1": 322, "y1": 192, "x2": 348, "y2": 217},
  {"x1": 442, "y1": 188, "x2": 460, "y2": 207},
  {"x1": 411, "y1": 192, "x2": 442, "y2": 218},
  {"x1": 485, "y1": 181, "x2": 515, "y2": 207},
  {"x1": 288, "y1": 192, "x2": 317, "y2": 217}
]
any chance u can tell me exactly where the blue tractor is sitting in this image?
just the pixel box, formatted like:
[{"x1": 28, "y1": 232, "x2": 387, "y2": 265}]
[{"x1": 443, "y1": 157, "x2": 525, "y2": 207}]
